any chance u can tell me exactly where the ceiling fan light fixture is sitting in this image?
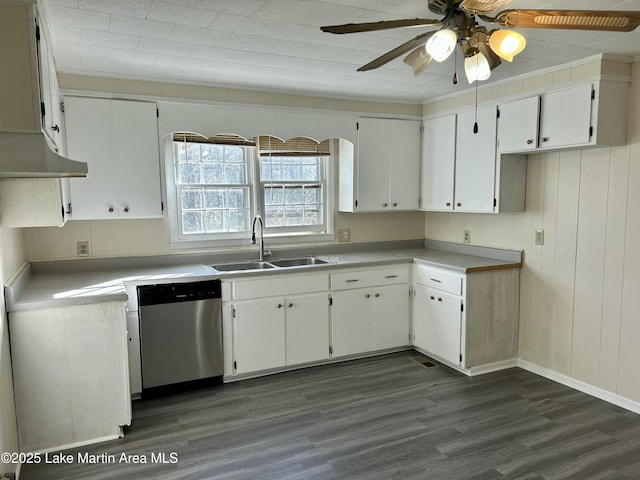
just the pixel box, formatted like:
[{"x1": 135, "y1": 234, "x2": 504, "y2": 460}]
[
  {"x1": 426, "y1": 29, "x2": 457, "y2": 62},
  {"x1": 488, "y1": 29, "x2": 526, "y2": 62},
  {"x1": 403, "y1": 46, "x2": 433, "y2": 76},
  {"x1": 464, "y1": 50, "x2": 491, "y2": 84}
]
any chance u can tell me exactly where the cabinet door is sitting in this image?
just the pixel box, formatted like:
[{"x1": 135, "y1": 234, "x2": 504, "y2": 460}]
[
  {"x1": 36, "y1": 22, "x2": 63, "y2": 149},
  {"x1": 539, "y1": 84, "x2": 592, "y2": 149},
  {"x1": 497, "y1": 96, "x2": 539, "y2": 153},
  {"x1": 285, "y1": 293, "x2": 329, "y2": 365},
  {"x1": 112, "y1": 100, "x2": 162, "y2": 218},
  {"x1": 331, "y1": 290, "x2": 372, "y2": 357},
  {"x1": 389, "y1": 119, "x2": 420, "y2": 210},
  {"x1": 421, "y1": 115, "x2": 456, "y2": 211},
  {"x1": 455, "y1": 106, "x2": 497, "y2": 212},
  {"x1": 234, "y1": 298, "x2": 286, "y2": 374},
  {"x1": 413, "y1": 285, "x2": 462, "y2": 366},
  {"x1": 65, "y1": 96, "x2": 118, "y2": 219},
  {"x1": 372, "y1": 284, "x2": 410, "y2": 350},
  {"x1": 356, "y1": 117, "x2": 391, "y2": 211}
]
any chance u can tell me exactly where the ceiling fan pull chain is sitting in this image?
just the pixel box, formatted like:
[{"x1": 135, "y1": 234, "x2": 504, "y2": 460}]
[
  {"x1": 473, "y1": 60, "x2": 479, "y2": 134},
  {"x1": 452, "y1": 46, "x2": 458, "y2": 85}
]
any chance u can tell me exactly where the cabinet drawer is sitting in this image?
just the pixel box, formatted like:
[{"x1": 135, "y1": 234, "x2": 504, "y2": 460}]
[
  {"x1": 331, "y1": 266, "x2": 409, "y2": 291},
  {"x1": 413, "y1": 264, "x2": 462, "y2": 295},
  {"x1": 233, "y1": 273, "x2": 328, "y2": 300}
]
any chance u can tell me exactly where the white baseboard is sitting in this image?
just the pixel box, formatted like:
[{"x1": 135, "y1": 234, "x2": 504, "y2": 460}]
[
  {"x1": 468, "y1": 358, "x2": 518, "y2": 376},
  {"x1": 517, "y1": 359, "x2": 640, "y2": 415}
]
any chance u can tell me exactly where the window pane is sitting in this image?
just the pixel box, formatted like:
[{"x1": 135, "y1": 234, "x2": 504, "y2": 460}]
[
  {"x1": 181, "y1": 189, "x2": 203, "y2": 209},
  {"x1": 185, "y1": 143, "x2": 200, "y2": 161},
  {"x1": 227, "y1": 188, "x2": 247, "y2": 209},
  {"x1": 285, "y1": 206, "x2": 304, "y2": 226},
  {"x1": 304, "y1": 187, "x2": 319, "y2": 204},
  {"x1": 225, "y1": 163, "x2": 246, "y2": 184},
  {"x1": 282, "y1": 164, "x2": 300, "y2": 181},
  {"x1": 178, "y1": 162, "x2": 202, "y2": 184},
  {"x1": 182, "y1": 211, "x2": 203, "y2": 234},
  {"x1": 265, "y1": 206, "x2": 284, "y2": 227},
  {"x1": 304, "y1": 209, "x2": 320, "y2": 225},
  {"x1": 201, "y1": 144, "x2": 223, "y2": 162},
  {"x1": 301, "y1": 165, "x2": 319, "y2": 181},
  {"x1": 229, "y1": 210, "x2": 250, "y2": 232},
  {"x1": 175, "y1": 143, "x2": 186, "y2": 161},
  {"x1": 206, "y1": 211, "x2": 227, "y2": 233},
  {"x1": 284, "y1": 187, "x2": 304, "y2": 205},
  {"x1": 225, "y1": 146, "x2": 244, "y2": 162},
  {"x1": 203, "y1": 162, "x2": 225, "y2": 183},
  {"x1": 205, "y1": 189, "x2": 225, "y2": 209}
]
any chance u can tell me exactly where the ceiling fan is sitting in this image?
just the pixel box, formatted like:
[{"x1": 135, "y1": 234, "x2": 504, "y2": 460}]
[{"x1": 321, "y1": 0, "x2": 640, "y2": 84}]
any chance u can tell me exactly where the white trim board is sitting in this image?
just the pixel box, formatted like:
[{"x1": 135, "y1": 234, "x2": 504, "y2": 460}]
[{"x1": 517, "y1": 359, "x2": 640, "y2": 415}]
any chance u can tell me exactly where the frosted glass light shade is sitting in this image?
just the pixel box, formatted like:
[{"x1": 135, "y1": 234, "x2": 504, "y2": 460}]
[
  {"x1": 464, "y1": 52, "x2": 491, "y2": 84},
  {"x1": 488, "y1": 29, "x2": 526, "y2": 62},
  {"x1": 425, "y1": 29, "x2": 457, "y2": 62},
  {"x1": 403, "y1": 46, "x2": 433, "y2": 76}
]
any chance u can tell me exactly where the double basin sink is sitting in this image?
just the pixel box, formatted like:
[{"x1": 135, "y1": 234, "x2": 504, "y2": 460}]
[{"x1": 212, "y1": 257, "x2": 328, "y2": 272}]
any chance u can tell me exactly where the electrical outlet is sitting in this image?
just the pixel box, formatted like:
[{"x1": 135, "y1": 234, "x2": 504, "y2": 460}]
[
  {"x1": 337, "y1": 228, "x2": 351, "y2": 242},
  {"x1": 77, "y1": 240, "x2": 89, "y2": 257},
  {"x1": 535, "y1": 229, "x2": 545, "y2": 245},
  {"x1": 463, "y1": 229, "x2": 471, "y2": 244}
]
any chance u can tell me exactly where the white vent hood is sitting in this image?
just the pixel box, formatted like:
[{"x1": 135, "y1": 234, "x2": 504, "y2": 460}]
[{"x1": 0, "y1": 131, "x2": 88, "y2": 178}]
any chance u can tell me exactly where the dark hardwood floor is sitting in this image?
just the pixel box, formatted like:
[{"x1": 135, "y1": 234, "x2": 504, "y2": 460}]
[{"x1": 20, "y1": 351, "x2": 640, "y2": 480}]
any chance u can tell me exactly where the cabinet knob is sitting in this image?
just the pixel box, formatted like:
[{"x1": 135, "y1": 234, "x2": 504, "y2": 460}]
[
  {"x1": 430, "y1": 296, "x2": 435, "y2": 300},
  {"x1": 541, "y1": 137, "x2": 549, "y2": 143},
  {"x1": 437, "y1": 297, "x2": 442, "y2": 302},
  {"x1": 446, "y1": 202, "x2": 451, "y2": 207},
  {"x1": 526, "y1": 139, "x2": 533, "y2": 145},
  {"x1": 374, "y1": 293, "x2": 380, "y2": 298},
  {"x1": 277, "y1": 303, "x2": 283, "y2": 309},
  {"x1": 383, "y1": 202, "x2": 388, "y2": 207},
  {"x1": 365, "y1": 294, "x2": 371, "y2": 298},
  {"x1": 288, "y1": 303, "x2": 293, "y2": 308},
  {"x1": 108, "y1": 207, "x2": 114, "y2": 213},
  {"x1": 51, "y1": 124, "x2": 60, "y2": 133},
  {"x1": 456, "y1": 202, "x2": 462, "y2": 207},
  {"x1": 123, "y1": 207, "x2": 130, "y2": 213},
  {"x1": 392, "y1": 202, "x2": 398, "y2": 207}
]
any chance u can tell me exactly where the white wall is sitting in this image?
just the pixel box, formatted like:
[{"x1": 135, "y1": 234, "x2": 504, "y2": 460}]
[
  {"x1": 0, "y1": 227, "x2": 25, "y2": 474},
  {"x1": 426, "y1": 61, "x2": 640, "y2": 404}
]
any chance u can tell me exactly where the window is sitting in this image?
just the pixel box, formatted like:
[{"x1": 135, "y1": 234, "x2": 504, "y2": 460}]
[{"x1": 169, "y1": 133, "x2": 333, "y2": 246}]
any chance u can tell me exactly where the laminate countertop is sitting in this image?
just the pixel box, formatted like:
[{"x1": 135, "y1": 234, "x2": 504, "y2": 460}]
[{"x1": 5, "y1": 240, "x2": 522, "y2": 313}]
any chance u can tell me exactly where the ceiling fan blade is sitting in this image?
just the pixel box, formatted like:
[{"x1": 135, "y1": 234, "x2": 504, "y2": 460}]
[
  {"x1": 482, "y1": 9, "x2": 640, "y2": 32},
  {"x1": 358, "y1": 31, "x2": 436, "y2": 71},
  {"x1": 321, "y1": 18, "x2": 443, "y2": 34},
  {"x1": 460, "y1": 0, "x2": 512, "y2": 14}
]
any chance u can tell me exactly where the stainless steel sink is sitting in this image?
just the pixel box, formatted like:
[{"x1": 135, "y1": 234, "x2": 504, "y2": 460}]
[
  {"x1": 212, "y1": 261, "x2": 275, "y2": 272},
  {"x1": 269, "y1": 257, "x2": 328, "y2": 267}
]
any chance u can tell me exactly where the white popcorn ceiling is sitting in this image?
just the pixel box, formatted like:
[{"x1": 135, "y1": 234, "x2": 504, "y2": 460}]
[{"x1": 40, "y1": 0, "x2": 640, "y2": 103}]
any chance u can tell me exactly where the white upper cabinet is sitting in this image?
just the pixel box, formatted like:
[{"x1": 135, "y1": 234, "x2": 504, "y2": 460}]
[
  {"x1": 454, "y1": 106, "x2": 498, "y2": 213},
  {"x1": 64, "y1": 97, "x2": 163, "y2": 220},
  {"x1": 497, "y1": 81, "x2": 628, "y2": 154},
  {"x1": 539, "y1": 84, "x2": 592, "y2": 149},
  {"x1": 497, "y1": 96, "x2": 539, "y2": 153},
  {"x1": 340, "y1": 117, "x2": 420, "y2": 212},
  {"x1": 420, "y1": 114, "x2": 456, "y2": 211}
]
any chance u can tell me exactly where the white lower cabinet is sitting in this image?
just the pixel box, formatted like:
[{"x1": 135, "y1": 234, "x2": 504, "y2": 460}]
[
  {"x1": 228, "y1": 273, "x2": 329, "y2": 375},
  {"x1": 330, "y1": 265, "x2": 410, "y2": 358},
  {"x1": 412, "y1": 261, "x2": 520, "y2": 374}
]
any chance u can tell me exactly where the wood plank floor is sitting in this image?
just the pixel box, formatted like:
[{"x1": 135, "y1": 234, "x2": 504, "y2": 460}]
[{"x1": 20, "y1": 351, "x2": 640, "y2": 480}]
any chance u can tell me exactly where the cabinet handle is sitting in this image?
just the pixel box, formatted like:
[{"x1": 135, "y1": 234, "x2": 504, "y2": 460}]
[
  {"x1": 430, "y1": 296, "x2": 435, "y2": 300},
  {"x1": 446, "y1": 202, "x2": 451, "y2": 207},
  {"x1": 277, "y1": 303, "x2": 283, "y2": 309},
  {"x1": 541, "y1": 137, "x2": 549, "y2": 143},
  {"x1": 437, "y1": 297, "x2": 442, "y2": 302},
  {"x1": 123, "y1": 207, "x2": 130, "y2": 213},
  {"x1": 385, "y1": 275, "x2": 398, "y2": 279},
  {"x1": 51, "y1": 124, "x2": 60, "y2": 133},
  {"x1": 383, "y1": 202, "x2": 388, "y2": 207},
  {"x1": 430, "y1": 278, "x2": 442, "y2": 283},
  {"x1": 288, "y1": 303, "x2": 293, "y2": 308},
  {"x1": 346, "y1": 279, "x2": 359, "y2": 283},
  {"x1": 456, "y1": 202, "x2": 462, "y2": 207},
  {"x1": 392, "y1": 202, "x2": 398, "y2": 207},
  {"x1": 374, "y1": 293, "x2": 380, "y2": 298},
  {"x1": 526, "y1": 139, "x2": 533, "y2": 144},
  {"x1": 108, "y1": 207, "x2": 114, "y2": 213},
  {"x1": 365, "y1": 294, "x2": 371, "y2": 298}
]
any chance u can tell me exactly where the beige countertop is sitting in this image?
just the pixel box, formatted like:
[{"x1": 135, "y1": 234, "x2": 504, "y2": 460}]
[{"x1": 5, "y1": 241, "x2": 522, "y2": 312}]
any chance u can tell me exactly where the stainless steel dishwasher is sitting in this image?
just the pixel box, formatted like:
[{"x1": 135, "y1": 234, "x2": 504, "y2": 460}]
[{"x1": 137, "y1": 279, "x2": 223, "y2": 395}]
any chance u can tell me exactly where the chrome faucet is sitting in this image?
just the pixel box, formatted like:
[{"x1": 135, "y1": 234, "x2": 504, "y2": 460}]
[{"x1": 251, "y1": 214, "x2": 265, "y2": 262}]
